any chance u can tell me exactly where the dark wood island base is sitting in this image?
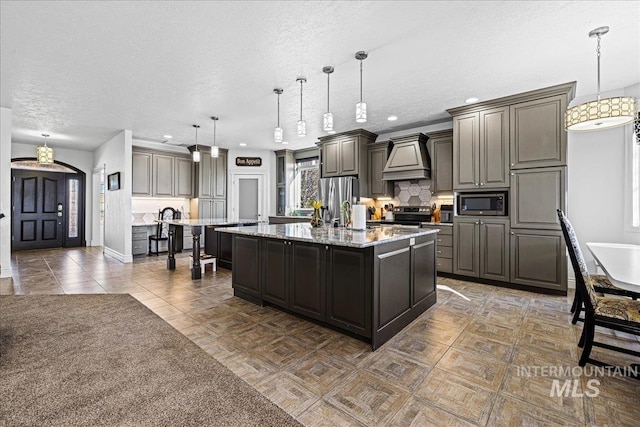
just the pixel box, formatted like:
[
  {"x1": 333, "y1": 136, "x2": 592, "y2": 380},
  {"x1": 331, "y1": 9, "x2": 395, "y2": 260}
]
[{"x1": 224, "y1": 226, "x2": 438, "y2": 350}]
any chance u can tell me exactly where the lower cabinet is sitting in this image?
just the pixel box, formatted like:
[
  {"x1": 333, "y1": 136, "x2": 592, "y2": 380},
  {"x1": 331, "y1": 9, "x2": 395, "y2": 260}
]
[
  {"x1": 198, "y1": 198, "x2": 227, "y2": 220},
  {"x1": 510, "y1": 228, "x2": 567, "y2": 291},
  {"x1": 132, "y1": 228, "x2": 148, "y2": 256},
  {"x1": 290, "y1": 242, "x2": 327, "y2": 321},
  {"x1": 232, "y1": 235, "x2": 261, "y2": 298},
  {"x1": 421, "y1": 225, "x2": 453, "y2": 273},
  {"x1": 453, "y1": 217, "x2": 510, "y2": 282}
]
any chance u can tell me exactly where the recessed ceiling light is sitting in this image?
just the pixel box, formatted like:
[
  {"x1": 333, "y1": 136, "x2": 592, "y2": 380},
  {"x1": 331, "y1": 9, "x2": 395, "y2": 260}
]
[
  {"x1": 387, "y1": 115, "x2": 398, "y2": 121},
  {"x1": 163, "y1": 135, "x2": 172, "y2": 139},
  {"x1": 465, "y1": 97, "x2": 479, "y2": 103},
  {"x1": 239, "y1": 143, "x2": 247, "y2": 147},
  {"x1": 328, "y1": 130, "x2": 336, "y2": 134},
  {"x1": 282, "y1": 141, "x2": 289, "y2": 145}
]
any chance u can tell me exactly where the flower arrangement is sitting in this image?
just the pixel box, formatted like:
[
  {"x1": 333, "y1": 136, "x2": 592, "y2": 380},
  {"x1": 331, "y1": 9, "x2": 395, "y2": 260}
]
[{"x1": 309, "y1": 200, "x2": 323, "y2": 228}]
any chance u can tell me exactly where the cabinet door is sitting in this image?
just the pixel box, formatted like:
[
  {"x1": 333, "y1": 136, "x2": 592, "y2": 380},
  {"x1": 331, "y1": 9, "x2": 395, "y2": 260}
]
[
  {"x1": 289, "y1": 242, "x2": 326, "y2": 321},
  {"x1": 174, "y1": 157, "x2": 193, "y2": 197},
  {"x1": 232, "y1": 235, "x2": 261, "y2": 298},
  {"x1": 453, "y1": 218, "x2": 479, "y2": 277},
  {"x1": 152, "y1": 154, "x2": 174, "y2": 196},
  {"x1": 510, "y1": 229, "x2": 566, "y2": 291},
  {"x1": 198, "y1": 155, "x2": 214, "y2": 198},
  {"x1": 339, "y1": 136, "x2": 358, "y2": 175},
  {"x1": 432, "y1": 137, "x2": 453, "y2": 193},
  {"x1": 212, "y1": 152, "x2": 227, "y2": 199},
  {"x1": 276, "y1": 155, "x2": 285, "y2": 185},
  {"x1": 132, "y1": 152, "x2": 152, "y2": 196},
  {"x1": 510, "y1": 95, "x2": 567, "y2": 169},
  {"x1": 479, "y1": 218, "x2": 509, "y2": 281},
  {"x1": 276, "y1": 185, "x2": 286, "y2": 215},
  {"x1": 262, "y1": 239, "x2": 289, "y2": 308},
  {"x1": 326, "y1": 246, "x2": 371, "y2": 337},
  {"x1": 510, "y1": 167, "x2": 565, "y2": 230},
  {"x1": 453, "y1": 112, "x2": 480, "y2": 189},
  {"x1": 212, "y1": 199, "x2": 226, "y2": 219},
  {"x1": 198, "y1": 199, "x2": 213, "y2": 220},
  {"x1": 322, "y1": 141, "x2": 340, "y2": 177},
  {"x1": 411, "y1": 239, "x2": 436, "y2": 305},
  {"x1": 367, "y1": 145, "x2": 392, "y2": 197},
  {"x1": 479, "y1": 106, "x2": 509, "y2": 188}
]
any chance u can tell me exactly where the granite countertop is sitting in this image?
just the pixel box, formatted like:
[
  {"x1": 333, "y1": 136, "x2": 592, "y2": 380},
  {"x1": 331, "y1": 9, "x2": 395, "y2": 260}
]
[
  {"x1": 422, "y1": 222, "x2": 453, "y2": 227},
  {"x1": 132, "y1": 220, "x2": 157, "y2": 227},
  {"x1": 269, "y1": 215, "x2": 312, "y2": 219},
  {"x1": 218, "y1": 223, "x2": 438, "y2": 248},
  {"x1": 158, "y1": 218, "x2": 259, "y2": 227}
]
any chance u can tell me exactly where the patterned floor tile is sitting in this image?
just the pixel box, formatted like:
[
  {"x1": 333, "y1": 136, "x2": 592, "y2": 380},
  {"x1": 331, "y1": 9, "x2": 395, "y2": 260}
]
[
  {"x1": 488, "y1": 393, "x2": 583, "y2": 426},
  {"x1": 436, "y1": 347, "x2": 508, "y2": 391},
  {"x1": 287, "y1": 351, "x2": 357, "y2": 396},
  {"x1": 255, "y1": 372, "x2": 320, "y2": 417},
  {"x1": 389, "y1": 395, "x2": 479, "y2": 427},
  {"x1": 296, "y1": 399, "x2": 367, "y2": 427},
  {"x1": 452, "y1": 330, "x2": 515, "y2": 363},
  {"x1": 363, "y1": 348, "x2": 432, "y2": 392}
]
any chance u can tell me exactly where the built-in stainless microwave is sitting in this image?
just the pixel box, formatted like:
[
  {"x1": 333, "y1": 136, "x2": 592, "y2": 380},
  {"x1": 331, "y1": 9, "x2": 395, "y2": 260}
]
[{"x1": 457, "y1": 192, "x2": 507, "y2": 216}]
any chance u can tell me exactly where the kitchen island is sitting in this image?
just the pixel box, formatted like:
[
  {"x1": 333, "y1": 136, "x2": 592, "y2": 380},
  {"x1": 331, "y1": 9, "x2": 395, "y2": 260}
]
[
  {"x1": 219, "y1": 223, "x2": 438, "y2": 349},
  {"x1": 158, "y1": 218, "x2": 258, "y2": 279}
]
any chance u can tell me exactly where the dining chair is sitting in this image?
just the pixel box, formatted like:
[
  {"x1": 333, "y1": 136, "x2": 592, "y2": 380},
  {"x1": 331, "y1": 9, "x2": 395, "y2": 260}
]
[
  {"x1": 557, "y1": 209, "x2": 640, "y2": 368},
  {"x1": 556, "y1": 209, "x2": 639, "y2": 324},
  {"x1": 149, "y1": 207, "x2": 179, "y2": 256}
]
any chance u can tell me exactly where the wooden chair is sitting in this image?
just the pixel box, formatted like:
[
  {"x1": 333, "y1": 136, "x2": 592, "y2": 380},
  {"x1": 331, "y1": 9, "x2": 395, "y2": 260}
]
[
  {"x1": 557, "y1": 209, "x2": 640, "y2": 368},
  {"x1": 556, "y1": 209, "x2": 639, "y2": 324},
  {"x1": 149, "y1": 207, "x2": 179, "y2": 256}
]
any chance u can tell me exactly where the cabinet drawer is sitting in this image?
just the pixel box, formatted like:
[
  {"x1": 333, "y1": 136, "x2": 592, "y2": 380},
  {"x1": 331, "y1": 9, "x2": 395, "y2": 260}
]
[
  {"x1": 435, "y1": 226, "x2": 453, "y2": 235},
  {"x1": 435, "y1": 235, "x2": 453, "y2": 247},
  {"x1": 436, "y1": 246, "x2": 452, "y2": 259},
  {"x1": 132, "y1": 242, "x2": 147, "y2": 255},
  {"x1": 132, "y1": 230, "x2": 148, "y2": 240},
  {"x1": 436, "y1": 257, "x2": 453, "y2": 273},
  {"x1": 183, "y1": 238, "x2": 193, "y2": 250}
]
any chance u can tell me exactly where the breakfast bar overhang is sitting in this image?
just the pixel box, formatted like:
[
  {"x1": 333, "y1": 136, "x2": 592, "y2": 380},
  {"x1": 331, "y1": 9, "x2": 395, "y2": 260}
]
[{"x1": 219, "y1": 223, "x2": 439, "y2": 349}]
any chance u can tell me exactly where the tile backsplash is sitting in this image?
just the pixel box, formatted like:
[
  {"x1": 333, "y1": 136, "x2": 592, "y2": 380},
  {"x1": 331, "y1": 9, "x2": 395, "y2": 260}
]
[
  {"x1": 393, "y1": 180, "x2": 432, "y2": 206},
  {"x1": 131, "y1": 197, "x2": 191, "y2": 223}
]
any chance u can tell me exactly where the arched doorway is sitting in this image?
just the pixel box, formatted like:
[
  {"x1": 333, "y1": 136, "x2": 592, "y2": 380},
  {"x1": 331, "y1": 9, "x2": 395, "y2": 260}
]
[{"x1": 11, "y1": 158, "x2": 86, "y2": 250}]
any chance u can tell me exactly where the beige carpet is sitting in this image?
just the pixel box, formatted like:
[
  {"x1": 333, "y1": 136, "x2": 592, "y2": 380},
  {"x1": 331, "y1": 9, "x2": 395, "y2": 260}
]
[{"x1": 0, "y1": 294, "x2": 301, "y2": 427}]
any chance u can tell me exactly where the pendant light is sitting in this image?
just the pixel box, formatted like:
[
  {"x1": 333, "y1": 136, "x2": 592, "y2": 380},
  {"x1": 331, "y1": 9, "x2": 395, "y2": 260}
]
[
  {"x1": 273, "y1": 88, "x2": 284, "y2": 144},
  {"x1": 355, "y1": 51, "x2": 368, "y2": 123},
  {"x1": 192, "y1": 124, "x2": 200, "y2": 162},
  {"x1": 37, "y1": 133, "x2": 54, "y2": 164},
  {"x1": 210, "y1": 116, "x2": 219, "y2": 158},
  {"x1": 297, "y1": 77, "x2": 307, "y2": 137},
  {"x1": 565, "y1": 26, "x2": 637, "y2": 131},
  {"x1": 323, "y1": 66, "x2": 335, "y2": 133}
]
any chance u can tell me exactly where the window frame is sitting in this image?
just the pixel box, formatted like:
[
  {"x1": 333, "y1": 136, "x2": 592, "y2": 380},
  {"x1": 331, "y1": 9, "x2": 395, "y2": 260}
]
[
  {"x1": 624, "y1": 114, "x2": 640, "y2": 233},
  {"x1": 292, "y1": 157, "x2": 319, "y2": 213}
]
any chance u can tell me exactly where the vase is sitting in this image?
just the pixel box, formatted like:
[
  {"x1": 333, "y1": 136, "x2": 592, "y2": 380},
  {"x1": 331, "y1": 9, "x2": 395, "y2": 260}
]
[{"x1": 310, "y1": 209, "x2": 323, "y2": 228}]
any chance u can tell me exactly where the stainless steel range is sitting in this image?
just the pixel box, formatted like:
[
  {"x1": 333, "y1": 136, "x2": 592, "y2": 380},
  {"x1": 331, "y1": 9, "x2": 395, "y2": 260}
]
[{"x1": 383, "y1": 206, "x2": 432, "y2": 228}]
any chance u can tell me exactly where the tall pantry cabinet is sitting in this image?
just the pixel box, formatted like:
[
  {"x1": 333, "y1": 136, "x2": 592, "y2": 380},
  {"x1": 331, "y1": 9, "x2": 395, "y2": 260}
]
[{"x1": 447, "y1": 81, "x2": 576, "y2": 292}]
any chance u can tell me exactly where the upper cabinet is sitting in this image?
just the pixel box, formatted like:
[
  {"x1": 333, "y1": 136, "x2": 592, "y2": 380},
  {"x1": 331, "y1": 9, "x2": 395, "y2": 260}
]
[
  {"x1": 132, "y1": 149, "x2": 192, "y2": 197},
  {"x1": 452, "y1": 107, "x2": 509, "y2": 190},
  {"x1": 367, "y1": 141, "x2": 393, "y2": 198},
  {"x1": 275, "y1": 150, "x2": 294, "y2": 216},
  {"x1": 318, "y1": 129, "x2": 378, "y2": 196},
  {"x1": 426, "y1": 129, "x2": 453, "y2": 194},
  {"x1": 196, "y1": 149, "x2": 227, "y2": 199}
]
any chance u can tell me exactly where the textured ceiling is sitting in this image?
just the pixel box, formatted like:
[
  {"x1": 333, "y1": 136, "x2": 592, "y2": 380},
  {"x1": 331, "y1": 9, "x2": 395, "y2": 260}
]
[{"x1": 1, "y1": 1, "x2": 639, "y2": 152}]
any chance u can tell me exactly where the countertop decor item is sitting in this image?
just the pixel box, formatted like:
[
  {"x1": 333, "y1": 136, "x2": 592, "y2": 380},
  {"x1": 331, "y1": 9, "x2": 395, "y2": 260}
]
[
  {"x1": 310, "y1": 200, "x2": 323, "y2": 228},
  {"x1": 565, "y1": 26, "x2": 637, "y2": 132}
]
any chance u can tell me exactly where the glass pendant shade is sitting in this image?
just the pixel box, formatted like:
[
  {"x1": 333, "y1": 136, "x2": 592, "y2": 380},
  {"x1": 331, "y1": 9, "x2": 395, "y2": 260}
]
[
  {"x1": 274, "y1": 126, "x2": 283, "y2": 143},
  {"x1": 37, "y1": 145, "x2": 54, "y2": 164},
  {"x1": 297, "y1": 120, "x2": 306, "y2": 137},
  {"x1": 323, "y1": 112, "x2": 334, "y2": 132},
  {"x1": 192, "y1": 150, "x2": 200, "y2": 162},
  {"x1": 211, "y1": 145, "x2": 219, "y2": 158},
  {"x1": 565, "y1": 96, "x2": 637, "y2": 131},
  {"x1": 356, "y1": 102, "x2": 367, "y2": 123}
]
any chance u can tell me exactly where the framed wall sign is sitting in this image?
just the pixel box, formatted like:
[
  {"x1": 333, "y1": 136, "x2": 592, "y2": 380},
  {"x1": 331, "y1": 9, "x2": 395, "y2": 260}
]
[
  {"x1": 107, "y1": 172, "x2": 121, "y2": 191},
  {"x1": 235, "y1": 157, "x2": 262, "y2": 167}
]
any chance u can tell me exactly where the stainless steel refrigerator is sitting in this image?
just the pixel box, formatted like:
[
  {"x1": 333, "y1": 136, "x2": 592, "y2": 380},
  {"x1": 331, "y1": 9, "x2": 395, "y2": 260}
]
[{"x1": 318, "y1": 177, "x2": 359, "y2": 226}]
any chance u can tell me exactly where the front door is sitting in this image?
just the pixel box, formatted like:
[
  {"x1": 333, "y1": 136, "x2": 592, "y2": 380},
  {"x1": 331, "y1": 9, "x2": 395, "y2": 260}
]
[{"x1": 11, "y1": 169, "x2": 84, "y2": 250}]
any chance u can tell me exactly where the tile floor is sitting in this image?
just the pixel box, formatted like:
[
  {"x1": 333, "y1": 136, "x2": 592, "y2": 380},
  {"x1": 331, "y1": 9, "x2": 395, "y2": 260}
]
[{"x1": 2, "y1": 247, "x2": 639, "y2": 426}]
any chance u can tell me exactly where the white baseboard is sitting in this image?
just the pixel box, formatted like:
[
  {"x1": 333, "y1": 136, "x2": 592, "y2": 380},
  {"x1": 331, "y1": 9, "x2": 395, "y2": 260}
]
[
  {"x1": 103, "y1": 247, "x2": 133, "y2": 264},
  {"x1": 0, "y1": 266, "x2": 12, "y2": 278},
  {"x1": 567, "y1": 276, "x2": 575, "y2": 289}
]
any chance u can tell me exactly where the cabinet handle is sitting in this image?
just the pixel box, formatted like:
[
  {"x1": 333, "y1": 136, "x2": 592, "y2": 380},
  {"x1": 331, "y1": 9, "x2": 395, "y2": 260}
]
[
  {"x1": 325, "y1": 246, "x2": 329, "y2": 250},
  {"x1": 437, "y1": 250, "x2": 442, "y2": 254},
  {"x1": 511, "y1": 232, "x2": 515, "y2": 235},
  {"x1": 475, "y1": 221, "x2": 479, "y2": 225},
  {"x1": 475, "y1": 182, "x2": 479, "y2": 186},
  {"x1": 480, "y1": 221, "x2": 484, "y2": 225},
  {"x1": 511, "y1": 163, "x2": 514, "y2": 166},
  {"x1": 437, "y1": 238, "x2": 442, "y2": 242},
  {"x1": 510, "y1": 173, "x2": 514, "y2": 176}
]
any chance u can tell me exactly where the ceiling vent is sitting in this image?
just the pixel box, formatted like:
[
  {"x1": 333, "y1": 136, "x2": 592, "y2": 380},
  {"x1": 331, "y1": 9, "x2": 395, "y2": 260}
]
[{"x1": 382, "y1": 133, "x2": 431, "y2": 181}]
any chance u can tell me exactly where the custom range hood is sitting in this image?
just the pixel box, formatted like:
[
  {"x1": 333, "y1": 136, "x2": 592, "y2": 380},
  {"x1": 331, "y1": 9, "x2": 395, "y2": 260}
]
[{"x1": 382, "y1": 133, "x2": 431, "y2": 180}]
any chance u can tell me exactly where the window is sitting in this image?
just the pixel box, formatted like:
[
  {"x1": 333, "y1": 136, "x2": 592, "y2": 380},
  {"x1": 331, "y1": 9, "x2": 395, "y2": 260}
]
[
  {"x1": 626, "y1": 113, "x2": 640, "y2": 232},
  {"x1": 293, "y1": 158, "x2": 319, "y2": 212}
]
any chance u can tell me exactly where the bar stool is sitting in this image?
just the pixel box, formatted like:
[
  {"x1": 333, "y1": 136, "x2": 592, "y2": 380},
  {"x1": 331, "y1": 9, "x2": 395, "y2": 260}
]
[{"x1": 189, "y1": 253, "x2": 217, "y2": 275}]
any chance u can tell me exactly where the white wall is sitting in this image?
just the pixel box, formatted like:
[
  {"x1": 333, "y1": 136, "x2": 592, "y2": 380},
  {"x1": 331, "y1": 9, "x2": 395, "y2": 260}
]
[
  {"x1": 93, "y1": 130, "x2": 133, "y2": 262},
  {"x1": 567, "y1": 83, "x2": 640, "y2": 275},
  {"x1": 227, "y1": 148, "x2": 276, "y2": 218},
  {"x1": 0, "y1": 108, "x2": 12, "y2": 277},
  {"x1": 11, "y1": 142, "x2": 95, "y2": 246}
]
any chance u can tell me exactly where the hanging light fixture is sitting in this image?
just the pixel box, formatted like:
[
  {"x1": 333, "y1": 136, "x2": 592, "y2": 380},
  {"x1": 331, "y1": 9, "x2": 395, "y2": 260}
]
[
  {"x1": 565, "y1": 26, "x2": 637, "y2": 131},
  {"x1": 355, "y1": 51, "x2": 368, "y2": 123},
  {"x1": 297, "y1": 77, "x2": 307, "y2": 137},
  {"x1": 273, "y1": 88, "x2": 284, "y2": 144},
  {"x1": 210, "y1": 116, "x2": 219, "y2": 158},
  {"x1": 37, "y1": 133, "x2": 54, "y2": 164},
  {"x1": 323, "y1": 66, "x2": 335, "y2": 133},
  {"x1": 192, "y1": 124, "x2": 200, "y2": 162}
]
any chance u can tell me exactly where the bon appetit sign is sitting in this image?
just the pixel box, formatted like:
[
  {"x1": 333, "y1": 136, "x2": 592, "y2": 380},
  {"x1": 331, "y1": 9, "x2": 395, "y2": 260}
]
[{"x1": 235, "y1": 157, "x2": 262, "y2": 167}]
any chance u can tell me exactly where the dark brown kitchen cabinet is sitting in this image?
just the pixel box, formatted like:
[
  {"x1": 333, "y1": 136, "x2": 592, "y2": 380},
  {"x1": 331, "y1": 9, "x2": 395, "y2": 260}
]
[
  {"x1": 510, "y1": 166, "x2": 566, "y2": 230},
  {"x1": 426, "y1": 130, "x2": 453, "y2": 194},
  {"x1": 367, "y1": 141, "x2": 393, "y2": 198},
  {"x1": 289, "y1": 242, "x2": 326, "y2": 321},
  {"x1": 453, "y1": 217, "x2": 509, "y2": 281},
  {"x1": 262, "y1": 239, "x2": 289, "y2": 307},
  {"x1": 510, "y1": 95, "x2": 567, "y2": 169},
  {"x1": 232, "y1": 235, "x2": 261, "y2": 298},
  {"x1": 452, "y1": 107, "x2": 509, "y2": 190},
  {"x1": 510, "y1": 228, "x2": 566, "y2": 291}
]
